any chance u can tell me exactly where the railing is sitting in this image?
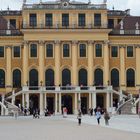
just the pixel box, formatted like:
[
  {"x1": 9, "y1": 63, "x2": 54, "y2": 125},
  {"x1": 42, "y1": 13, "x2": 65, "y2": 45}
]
[
  {"x1": 23, "y1": 4, "x2": 107, "y2": 10},
  {"x1": 22, "y1": 85, "x2": 113, "y2": 92},
  {"x1": 22, "y1": 23, "x2": 108, "y2": 29},
  {"x1": 110, "y1": 30, "x2": 139, "y2": 35},
  {"x1": 0, "y1": 29, "x2": 22, "y2": 36}
]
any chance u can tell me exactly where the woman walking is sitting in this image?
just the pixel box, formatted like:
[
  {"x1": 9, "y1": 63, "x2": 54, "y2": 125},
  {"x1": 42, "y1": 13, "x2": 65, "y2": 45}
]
[
  {"x1": 96, "y1": 108, "x2": 101, "y2": 125},
  {"x1": 104, "y1": 109, "x2": 110, "y2": 125}
]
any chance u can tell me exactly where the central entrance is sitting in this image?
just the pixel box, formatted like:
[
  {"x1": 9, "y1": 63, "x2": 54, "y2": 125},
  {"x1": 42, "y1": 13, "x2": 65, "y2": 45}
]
[
  {"x1": 62, "y1": 95, "x2": 73, "y2": 114},
  {"x1": 29, "y1": 94, "x2": 39, "y2": 114}
]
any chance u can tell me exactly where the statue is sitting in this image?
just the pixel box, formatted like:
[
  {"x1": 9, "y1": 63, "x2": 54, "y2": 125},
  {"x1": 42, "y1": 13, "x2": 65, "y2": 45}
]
[
  {"x1": 135, "y1": 22, "x2": 139, "y2": 30},
  {"x1": 103, "y1": 0, "x2": 107, "y2": 4}
]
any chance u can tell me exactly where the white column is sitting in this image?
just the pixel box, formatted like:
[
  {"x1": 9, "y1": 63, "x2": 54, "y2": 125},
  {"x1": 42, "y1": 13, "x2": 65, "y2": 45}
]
[
  {"x1": 59, "y1": 93, "x2": 62, "y2": 114},
  {"x1": 44, "y1": 93, "x2": 47, "y2": 109},
  {"x1": 92, "y1": 92, "x2": 96, "y2": 109},
  {"x1": 40, "y1": 93, "x2": 44, "y2": 115},
  {"x1": 136, "y1": 46, "x2": 140, "y2": 89},
  {"x1": 55, "y1": 93, "x2": 58, "y2": 114},
  {"x1": 22, "y1": 93, "x2": 25, "y2": 107},
  {"x1": 110, "y1": 92, "x2": 113, "y2": 108},
  {"x1": 25, "y1": 93, "x2": 29, "y2": 109},
  {"x1": 1, "y1": 95, "x2": 5, "y2": 116},
  {"x1": 88, "y1": 41, "x2": 94, "y2": 86},
  {"x1": 78, "y1": 93, "x2": 81, "y2": 110},
  {"x1": 12, "y1": 90, "x2": 15, "y2": 105},
  {"x1": 89, "y1": 93, "x2": 92, "y2": 108},
  {"x1": 106, "y1": 92, "x2": 110, "y2": 111},
  {"x1": 74, "y1": 93, "x2": 78, "y2": 114}
]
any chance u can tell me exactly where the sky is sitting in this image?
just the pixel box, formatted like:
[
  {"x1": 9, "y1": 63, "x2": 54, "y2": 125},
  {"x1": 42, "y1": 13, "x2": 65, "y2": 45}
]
[{"x1": 0, "y1": 0, "x2": 140, "y2": 16}]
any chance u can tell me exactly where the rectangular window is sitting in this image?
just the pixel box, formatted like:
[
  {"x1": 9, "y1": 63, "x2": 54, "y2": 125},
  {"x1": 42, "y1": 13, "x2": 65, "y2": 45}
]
[
  {"x1": 30, "y1": 44, "x2": 37, "y2": 57},
  {"x1": 46, "y1": 44, "x2": 53, "y2": 57},
  {"x1": 10, "y1": 19, "x2": 16, "y2": 28},
  {"x1": 127, "y1": 46, "x2": 133, "y2": 57},
  {"x1": 62, "y1": 14, "x2": 69, "y2": 27},
  {"x1": 111, "y1": 46, "x2": 118, "y2": 57},
  {"x1": 78, "y1": 14, "x2": 85, "y2": 26},
  {"x1": 30, "y1": 14, "x2": 37, "y2": 27},
  {"x1": 63, "y1": 44, "x2": 70, "y2": 57},
  {"x1": 0, "y1": 46, "x2": 4, "y2": 57},
  {"x1": 45, "y1": 14, "x2": 53, "y2": 27},
  {"x1": 94, "y1": 14, "x2": 101, "y2": 26},
  {"x1": 108, "y1": 19, "x2": 114, "y2": 28},
  {"x1": 79, "y1": 44, "x2": 86, "y2": 57},
  {"x1": 96, "y1": 44, "x2": 102, "y2": 57},
  {"x1": 14, "y1": 46, "x2": 20, "y2": 57}
]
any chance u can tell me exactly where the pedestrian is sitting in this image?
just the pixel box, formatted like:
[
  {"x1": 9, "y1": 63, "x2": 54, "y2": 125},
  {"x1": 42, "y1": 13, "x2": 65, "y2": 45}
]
[
  {"x1": 96, "y1": 108, "x2": 101, "y2": 125},
  {"x1": 77, "y1": 110, "x2": 82, "y2": 126},
  {"x1": 104, "y1": 109, "x2": 110, "y2": 125}
]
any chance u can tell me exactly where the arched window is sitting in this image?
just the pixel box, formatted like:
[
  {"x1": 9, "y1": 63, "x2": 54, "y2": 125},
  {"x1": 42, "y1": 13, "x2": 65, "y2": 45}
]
[
  {"x1": 127, "y1": 69, "x2": 135, "y2": 87},
  {"x1": 0, "y1": 69, "x2": 5, "y2": 88},
  {"x1": 29, "y1": 69, "x2": 38, "y2": 87},
  {"x1": 111, "y1": 69, "x2": 119, "y2": 87},
  {"x1": 13, "y1": 69, "x2": 21, "y2": 88},
  {"x1": 79, "y1": 68, "x2": 87, "y2": 86},
  {"x1": 62, "y1": 69, "x2": 71, "y2": 86},
  {"x1": 45, "y1": 69, "x2": 54, "y2": 86},
  {"x1": 94, "y1": 68, "x2": 103, "y2": 86}
]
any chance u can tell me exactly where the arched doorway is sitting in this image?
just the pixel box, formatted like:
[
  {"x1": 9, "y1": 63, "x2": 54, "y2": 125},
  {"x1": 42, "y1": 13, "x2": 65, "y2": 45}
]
[
  {"x1": 62, "y1": 95, "x2": 73, "y2": 114},
  {"x1": 62, "y1": 68, "x2": 71, "y2": 86},
  {"x1": 29, "y1": 69, "x2": 38, "y2": 90},
  {"x1": 111, "y1": 69, "x2": 119, "y2": 88},
  {"x1": 29, "y1": 94, "x2": 39, "y2": 114},
  {"x1": 45, "y1": 69, "x2": 54, "y2": 90},
  {"x1": 126, "y1": 68, "x2": 135, "y2": 87},
  {"x1": 78, "y1": 68, "x2": 87, "y2": 86},
  {"x1": 13, "y1": 69, "x2": 21, "y2": 88},
  {"x1": 94, "y1": 68, "x2": 103, "y2": 86}
]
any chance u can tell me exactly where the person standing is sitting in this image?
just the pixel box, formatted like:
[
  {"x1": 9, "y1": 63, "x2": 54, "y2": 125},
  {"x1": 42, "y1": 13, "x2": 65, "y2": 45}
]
[
  {"x1": 104, "y1": 109, "x2": 110, "y2": 125},
  {"x1": 96, "y1": 108, "x2": 101, "y2": 125},
  {"x1": 77, "y1": 110, "x2": 82, "y2": 126}
]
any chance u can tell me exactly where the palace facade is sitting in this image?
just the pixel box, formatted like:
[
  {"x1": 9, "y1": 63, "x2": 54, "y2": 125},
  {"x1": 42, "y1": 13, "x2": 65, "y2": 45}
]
[{"x1": 0, "y1": 0, "x2": 140, "y2": 115}]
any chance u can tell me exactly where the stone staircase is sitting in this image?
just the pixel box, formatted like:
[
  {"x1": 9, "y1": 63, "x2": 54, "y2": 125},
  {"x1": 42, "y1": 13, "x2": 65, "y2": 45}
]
[{"x1": 117, "y1": 98, "x2": 134, "y2": 114}]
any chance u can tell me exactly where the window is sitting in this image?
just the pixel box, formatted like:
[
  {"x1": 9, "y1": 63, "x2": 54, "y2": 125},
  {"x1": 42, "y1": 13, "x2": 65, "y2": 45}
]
[
  {"x1": 95, "y1": 44, "x2": 102, "y2": 57},
  {"x1": 46, "y1": 44, "x2": 53, "y2": 57},
  {"x1": 78, "y1": 69, "x2": 87, "y2": 86},
  {"x1": 78, "y1": 14, "x2": 85, "y2": 26},
  {"x1": 111, "y1": 69, "x2": 119, "y2": 87},
  {"x1": 79, "y1": 44, "x2": 86, "y2": 57},
  {"x1": 126, "y1": 69, "x2": 135, "y2": 87},
  {"x1": 0, "y1": 69, "x2": 5, "y2": 88},
  {"x1": 63, "y1": 44, "x2": 70, "y2": 57},
  {"x1": 13, "y1": 69, "x2": 21, "y2": 88},
  {"x1": 0, "y1": 46, "x2": 4, "y2": 57},
  {"x1": 127, "y1": 46, "x2": 133, "y2": 57},
  {"x1": 13, "y1": 46, "x2": 20, "y2": 57},
  {"x1": 30, "y1": 14, "x2": 37, "y2": 26},
  {"x1": 62, "y1": 69, "x2": 71, "y2": 86},
  {"x1": 94, "y1": 14, "x2": 101, "y2": 26},
  {"x1": 108, "y1": 19, "x2": 114, "y2": 28},
  {"x1": 111, "y1": 46, "x2": 118, "y2": 57},
  {"x1": 62, "y1": 14, "x2": 69, "y2": 27},
  {"x1": 94, "y1": 68, "x2": 103, "y2": 86},
  {"x1": 45, "y1": 14, "x2": 53, "y2": 27},
  {"x1": 10, "y1": 19, "x2": 16, "y2": 28},
  {"x1": 30, "y1": 44, "x2": 37, "y2": 57}
]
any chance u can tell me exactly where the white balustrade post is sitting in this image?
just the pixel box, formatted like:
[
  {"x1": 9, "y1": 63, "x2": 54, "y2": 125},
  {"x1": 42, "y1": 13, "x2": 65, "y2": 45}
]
[
  {"x1": 22, "y1": 93, "x2": 25, "y2": 108},
  {"x1": 40, "y1": 92, "x2": 44, "y2": 115},
  {"x1": 92, "y1": 92, "x2": 96, "y2": 110},
  {"x1": 12, "y1": 90, "x2": 15, "y2": 105},
  {"x1": 59, "y1": 93, "x2": 62, "y2": 114},
  {"x1": 78, "y1": 93, "x2": 81, "y2": 111},
  {"x1": 55, "y1": 93, "x2": 58, "y2": 114},
  {"x1": 1, "y1": 95, "x2": 5, "y2": 116},
  {"x1": 74, "y1": 93, "x2": 78, "y2": 114},
  {"x1": 25, "y1": 93, "x2": 29, "y2": 109}
]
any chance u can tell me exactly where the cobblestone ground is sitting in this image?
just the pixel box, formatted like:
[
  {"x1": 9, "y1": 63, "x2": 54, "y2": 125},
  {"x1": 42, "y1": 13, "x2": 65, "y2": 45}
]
[{"x1": 0, "y1": 115, "x2": 139, "y2": 140}]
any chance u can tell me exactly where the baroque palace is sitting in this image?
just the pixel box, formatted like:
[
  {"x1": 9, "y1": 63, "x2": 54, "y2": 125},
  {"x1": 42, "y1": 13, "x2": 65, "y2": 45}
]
[{"x1": 0, "y1": 0, "x2": 140, "y2": 115}]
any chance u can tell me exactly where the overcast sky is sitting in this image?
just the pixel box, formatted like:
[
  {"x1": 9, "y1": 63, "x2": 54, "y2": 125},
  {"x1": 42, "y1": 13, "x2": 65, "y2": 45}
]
[{"x1": 0, "y1": 0, "x2": 140, "y2": 16}]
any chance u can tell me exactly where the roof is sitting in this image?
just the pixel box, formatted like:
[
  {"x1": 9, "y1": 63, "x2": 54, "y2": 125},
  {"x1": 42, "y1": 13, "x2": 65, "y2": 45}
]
[{"x1": 114, "y1": 16, "x2": 140, "y2": 30}]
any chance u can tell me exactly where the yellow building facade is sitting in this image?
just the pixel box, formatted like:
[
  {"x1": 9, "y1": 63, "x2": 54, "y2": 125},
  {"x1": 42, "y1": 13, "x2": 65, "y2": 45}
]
[{"x1": 0, "y1": 0, "x2": 140, "y2": 115}]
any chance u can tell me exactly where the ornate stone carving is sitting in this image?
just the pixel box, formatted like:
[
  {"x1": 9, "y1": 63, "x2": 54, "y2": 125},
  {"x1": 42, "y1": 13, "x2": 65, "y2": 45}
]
[
  {"x1": 54, "y1": 40, "x2": 61, "y2": 45},
  {"x1": 39, "y1": 40, "x2": 45, "y2": 45},
  {"x1": 72, "y1": 40, "x2": 78, "y2": 45},
  {"x1": 88, "y1": 40, "x2": 94, "y2": 45}
]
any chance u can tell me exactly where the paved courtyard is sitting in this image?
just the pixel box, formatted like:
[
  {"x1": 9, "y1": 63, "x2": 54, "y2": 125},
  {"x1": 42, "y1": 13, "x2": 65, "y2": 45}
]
[{"x1": 0, "y1": 115, "x2": 139, "y2": 140}]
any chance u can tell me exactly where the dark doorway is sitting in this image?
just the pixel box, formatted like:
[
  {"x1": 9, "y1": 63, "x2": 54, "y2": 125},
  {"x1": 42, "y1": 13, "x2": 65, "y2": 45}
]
[
  {"x1": 47, "y1": 97, "x2": 54, "y2": 114},
  {"x1": 81, "y1": 97, "x2": 87, "y2": 114},
  {"x1": 62, "y1": 95, "x2": 72, "y2": 114},
  {"x1": 29, "y1": 69, "x2": 38, "y2": 90},
  {"x1": 97, "y1": 95, "x2": 104, "y2": 108},
  {"x1": 29, "y1": 94, "x2": 39, "y2": 114}
]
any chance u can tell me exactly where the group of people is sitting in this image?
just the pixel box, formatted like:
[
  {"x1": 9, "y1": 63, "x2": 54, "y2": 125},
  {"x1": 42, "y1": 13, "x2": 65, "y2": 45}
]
[{"x1": 77, "y1": 107, "x2": 110, "y2": 126}]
